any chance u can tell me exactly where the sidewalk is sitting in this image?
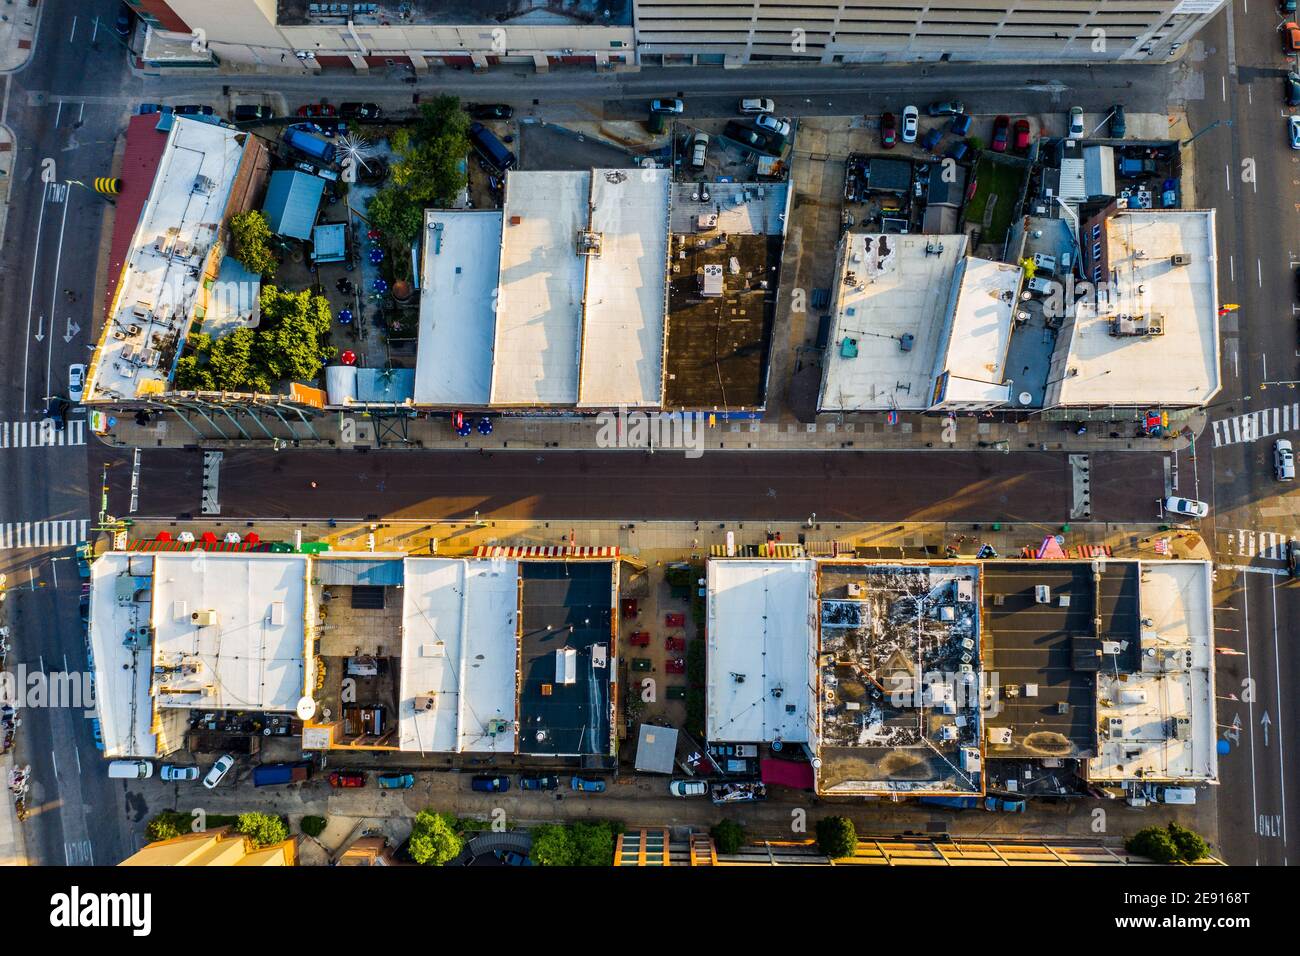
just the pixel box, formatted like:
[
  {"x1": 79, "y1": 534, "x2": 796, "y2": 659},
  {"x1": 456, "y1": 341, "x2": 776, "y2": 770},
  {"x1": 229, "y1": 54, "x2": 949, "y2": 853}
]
[
  {"x1": 97, "y1": 405, "x2": 1205, "y2": 456},
  {"x1": 0, "y1": 0, "x2": 39, "y2": 74}
]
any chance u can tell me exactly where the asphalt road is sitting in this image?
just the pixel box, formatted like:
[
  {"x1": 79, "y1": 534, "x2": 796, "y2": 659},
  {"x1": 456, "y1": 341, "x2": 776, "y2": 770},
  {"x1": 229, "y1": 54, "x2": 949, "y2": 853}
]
[
  {"x1": 0, "y1": 0, "x2": 137, "y2": 868},
  {"x1": 1187, "y1": 3, "x2": 1300, "y2": 866},
  {"x1": 107, "y1": 446, "x2": 1164, "y2": 524}
]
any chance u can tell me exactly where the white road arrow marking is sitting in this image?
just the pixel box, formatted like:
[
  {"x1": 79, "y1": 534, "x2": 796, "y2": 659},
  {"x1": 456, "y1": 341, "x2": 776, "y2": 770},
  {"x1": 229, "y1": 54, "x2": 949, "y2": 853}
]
[
  {"x1": 34, "y1": 317, "x2": 44, "y2": 343},
  {"x1": 63, "y1": 318, "x2": 80, "y2": 343},
  {"x1": 1261, "y1": 711, "x2": 1272, "y2": 748}
]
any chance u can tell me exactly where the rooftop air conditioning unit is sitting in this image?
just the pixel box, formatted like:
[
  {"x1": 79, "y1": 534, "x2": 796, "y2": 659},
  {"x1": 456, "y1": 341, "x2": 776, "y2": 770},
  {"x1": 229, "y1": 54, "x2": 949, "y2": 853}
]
[
  {"x1": 191, "y1": 610, "x2": 218, "y2": 627},
  {"x1": 414, "y1": 695, "x2": 436, "y2": 712},
  {"x1": 1170, "y1": 254, "x2": 1189, "y2": 266}
]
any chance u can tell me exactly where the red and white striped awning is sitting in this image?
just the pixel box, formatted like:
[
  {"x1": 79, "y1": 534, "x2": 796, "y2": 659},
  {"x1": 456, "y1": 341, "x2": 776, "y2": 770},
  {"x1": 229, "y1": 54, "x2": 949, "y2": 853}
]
[{"x1": 473, "y1": 545, "x2": 620, "y2": 558}]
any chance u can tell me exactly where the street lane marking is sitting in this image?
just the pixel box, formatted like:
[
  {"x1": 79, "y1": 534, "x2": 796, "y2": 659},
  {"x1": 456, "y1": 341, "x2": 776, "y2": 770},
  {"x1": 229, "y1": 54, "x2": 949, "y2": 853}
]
[
  {"x1": 1211, "y1": 402, "x2": 1300, "y2": 447},
  {"x1": 1216, "y1": 564, "x2": 1289, "y2": 576},
  {"x1": 0, "y1": 519, "x2": 89, "y2": 550},
  {"x1": 1219, "y1": 529, "x2": 1296, "y2": 562},
  {"x1": 1270, "y1": 579, "x2": 1288, "y2": 847},
  {"x1": 0, "y1": 419, "x2": 85, "y2": 448}
]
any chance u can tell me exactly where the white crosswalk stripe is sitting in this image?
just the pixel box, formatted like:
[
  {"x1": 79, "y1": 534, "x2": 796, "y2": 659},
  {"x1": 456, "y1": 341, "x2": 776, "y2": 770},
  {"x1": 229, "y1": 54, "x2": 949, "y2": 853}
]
[
  {"x1": 0, "y1": 419, "x2": 85, "y2": 448},
  {"x1": 1220, "y1": 529, "x2": 1297, "y2": 562},
  {"x1": 64, "y1": 840, "x2": 93, "y2": 866},
  {"x1": 1211, "y1": 402, "x2": 1300, "y2": 448},
  {"x1": 0, "y1": 519, "x2": 89, "y2": 550}
]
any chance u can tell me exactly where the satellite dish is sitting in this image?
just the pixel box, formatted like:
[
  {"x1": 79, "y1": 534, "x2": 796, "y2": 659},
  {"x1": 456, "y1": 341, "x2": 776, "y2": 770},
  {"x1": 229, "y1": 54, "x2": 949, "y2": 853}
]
[{"x1": 295, "y1": 696, "x2": 317, "y2": 720}]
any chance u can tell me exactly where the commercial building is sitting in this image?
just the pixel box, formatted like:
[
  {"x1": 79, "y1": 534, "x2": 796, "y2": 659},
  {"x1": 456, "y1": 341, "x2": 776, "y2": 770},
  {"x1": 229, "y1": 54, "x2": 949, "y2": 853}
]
[
  {"x1": 84, "y1": 115, "x2": 270, "y2": 405},
  {"x1": 127, "y1": 0, "x2": 635, "y2": 72},
  {"x1": 818, "y1": 234, "x2": 1020, "y2": 413},
  {"x1": 119, "y1": 828, "x2": 298, "y2": 866},
  {"x1": 1048, "y1": 208, "x2": 1220, "y2": 408},
  {"x1": 633, "y1": 0, "x2": 1227, "y2": 67}
]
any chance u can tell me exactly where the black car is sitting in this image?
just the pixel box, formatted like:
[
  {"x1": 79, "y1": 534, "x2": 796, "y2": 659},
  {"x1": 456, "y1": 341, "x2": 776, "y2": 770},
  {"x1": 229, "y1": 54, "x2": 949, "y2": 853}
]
[
  {"x1": 174, "y1": 104, "x2": 215, "y2": 116},
  {"x1": 340, "y1": 102, "x2": 382, "y2": 121},
  {"x1": 1109, "y1": 104, "x2": 1127, "y2": 138},
  {"x1": 232, "y1": 104, "x2": 274, "y2": 122},
  {"x1": 1288, "y1": 72, "x2": 1300, "y2": 107},
  {"x1": 468, "y1": 103, "x2": 514, "y2": 120},
  {"x1": 115, "y1": 4, "x2": 134, "y2": 37},
  {"x1": 1287, "y1": 540, "x2": 1299, "y2": 578},
  {"x1": 42, "y1": 396, "x2": 71, "y2": 432},
  {"x1": 926, "y1": 100, "x2": 965, "y2": 117},
  {"x1": 519, "y1": 774, "x2": 560, "y2": 791}
]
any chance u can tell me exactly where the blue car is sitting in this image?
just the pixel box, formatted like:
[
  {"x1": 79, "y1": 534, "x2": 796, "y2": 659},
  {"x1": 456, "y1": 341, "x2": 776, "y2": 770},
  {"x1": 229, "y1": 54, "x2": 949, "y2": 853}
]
[
  {"x1": 949, "y1": 113, "x2": 972, "y2": 137},
  {"x1": 497, "y1": 850, "x2": 532, "y2": 866},
  {"x1": 471, "y1": 774, "x2": 510, "y2": 793},
  {"x1": 947, "y1": 141, "x2": 970, "y2": 162},
  {"x1": 90, "y1": 718, "x2": 104, "y2": 751},
  {"x1": 919, "y1": 128, "x2": 943, "y2": 152},
  {"x1": 520, "y1": 774, "x2": 560, "y2": 791},
  {"x1": 570, "y1": 776, "x2": 606, "y2": 793},
  {"x1": 378, "y1": 773, "x2": 415, "y2": 790}
]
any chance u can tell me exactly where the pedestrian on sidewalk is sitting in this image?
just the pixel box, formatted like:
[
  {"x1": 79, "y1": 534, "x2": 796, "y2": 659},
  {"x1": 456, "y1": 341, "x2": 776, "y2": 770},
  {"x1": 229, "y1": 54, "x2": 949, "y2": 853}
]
[{"x1": 309, "y1": 481, "x2": 318, "y2": 489}]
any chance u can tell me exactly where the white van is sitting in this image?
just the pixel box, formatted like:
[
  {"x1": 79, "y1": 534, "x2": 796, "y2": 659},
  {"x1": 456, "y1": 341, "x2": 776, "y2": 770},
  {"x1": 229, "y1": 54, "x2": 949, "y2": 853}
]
[
  {"x1": 107, "y1": 759, "x2": 153, "y2": 780},
  {"x1": 740, "y1": 97, "x2": 775, "y2": 114},
  {"x1": 1159, "y1": 787, "x2": 1196, "y2": 805}
]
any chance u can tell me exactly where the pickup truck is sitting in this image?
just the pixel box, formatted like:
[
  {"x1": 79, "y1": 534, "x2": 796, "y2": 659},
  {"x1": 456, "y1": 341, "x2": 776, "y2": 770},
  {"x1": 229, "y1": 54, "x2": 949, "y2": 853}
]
[
  {"x1": 252, "y1": 762, "x2": 310, "y2": 787},
  {"x1": 1118, "y1": 156, "x2": 1156, "y2": 177}
]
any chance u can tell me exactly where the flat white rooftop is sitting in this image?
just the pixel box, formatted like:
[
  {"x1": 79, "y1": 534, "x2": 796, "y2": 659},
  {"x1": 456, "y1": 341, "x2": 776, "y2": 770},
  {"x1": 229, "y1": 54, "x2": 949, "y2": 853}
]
[
  {"x1": 932, "y1": 256, "x2": 1018, "y2": 405},
  {"x1": 398, "y1": 558, "x2": 518, "y2": 754},
  {"x1": 490, "y1": 171, "x2": 588, "y2": 405},
  {"x1": 414, "y1": 209, "x2": 502, "y2": 406},
  {"x1": 577, "y1": 168, "x2": 670, "y2": 407},
  {"x1": 87, "y1": 553, "x2": 159, "y2": 758},
  {"x1": 1090, "y1": 562, "x2": 1217, "y2": 784},
  {"x1": 150, "y1": 553, "x2": 309, "y2": 713},
  {"x1": 87, "y1": 117, "x2": 248, "y2": 402},
  {"x1": 1047, "y1": 210, "x2": 1220, "y2": 407},
  {"x1": 706, "y1": 559, "x2": 815, "y2": 744}
]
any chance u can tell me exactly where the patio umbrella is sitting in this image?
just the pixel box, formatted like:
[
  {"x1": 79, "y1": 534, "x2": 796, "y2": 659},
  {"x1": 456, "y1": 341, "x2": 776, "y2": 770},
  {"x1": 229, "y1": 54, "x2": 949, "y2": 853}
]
[
  {"x1": 176, "y1": 531, "x2": 196, "y2": 544},
  {"x1": 456, "y1": 422, "x2": 473, "y2": 438},
  {"x1": 477, "y1": 417, "x2": 493, "y2": 435},
  {"x1": 372, "y1": 278, "x2": 388, "y2": 294},
  {"x1": 245, "y1": 532, "x2": 261, "y2": 546},
  {"x1": 223, "y1": 532, "x2": 242, "y2": 544},
  {"x1": 369, "y1": 248, "x2": 384, "y2": 264},
  {"x1": 338, "y1": 308, "x2": 353, "y2": 324},
  {"x1": 155, "y1": 531, "x2": 171, "y2": 542},
  {"x1": 341, "y1": 350, "x2": 357, "y2": 365},
  {"x1": 367, "y1": 228, "x2": 381, "y2": 241},
  {"x1": 200, "y1": 531, "x2": 219, "y2": 545}
]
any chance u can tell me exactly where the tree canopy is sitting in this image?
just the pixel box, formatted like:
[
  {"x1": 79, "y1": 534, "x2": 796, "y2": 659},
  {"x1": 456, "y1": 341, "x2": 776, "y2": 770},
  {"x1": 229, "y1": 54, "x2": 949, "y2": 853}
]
[
  {"x1": 407, "y1": 810, "x2": 463, "y2": 866},
  {"x1": 236, "y1": 812, "x2": 289, "y2": 848},
  {"x1": 815, "y1": 816, "x2": 857, "y2": 859},
  {"x1": 710, "y1": 819, "x2": 746, "y2": 854},
  {"x1": 228, "y1": 209, "x2": 279, "y2": 277},
  {"x1": 1127, "y1": 823, "x2": 1209, "y2": 864},
  {"x1": 367, "y1": 95, "x2": 469, "y2": 247}
]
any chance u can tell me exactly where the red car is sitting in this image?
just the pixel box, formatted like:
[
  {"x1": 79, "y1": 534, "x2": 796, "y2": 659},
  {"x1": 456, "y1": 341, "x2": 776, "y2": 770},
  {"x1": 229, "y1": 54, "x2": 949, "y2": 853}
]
[
  {"x1": 1013, "y1": 118, "x2": 1031, "y2": 151},
  {"x1": 666, "y1": 658, "x2": 686, "y2": 674},
  {"x1": 990, "y1": 115, "x2": 1010, "y2": 153},
  {"x1": 328, "y1": 771, "x2": 367, "y2": 788},
  {"x1": 880, "y1": 111, "x2": 897, "y2": 149},
  {"x1": 297, "y1": 102, "x2": 337, "y2": 118}
]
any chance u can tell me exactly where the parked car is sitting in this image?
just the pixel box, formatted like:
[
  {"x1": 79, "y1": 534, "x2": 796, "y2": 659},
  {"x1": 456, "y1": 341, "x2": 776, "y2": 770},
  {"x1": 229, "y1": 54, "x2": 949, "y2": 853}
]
[
  {"x1": 174, "y1": 104, "x2": 214, "y2": 116},
  {"x1": 1013, "y1": 118, "x2": 1032, "y2": 151},
  {"x1": 1284, "y1": 1, "x2": 1299, "y2": 15},
  {"x1": 1164, "y1": 496, "x2": 1209, "y2": 518},
  {"x1": 1068, "y1": 106, "x2": 1085, "y2": 138},
  {"x1": 90, "y1": 717, "x2": 103, "y2": 751},
  {"x1": 926, "y1": 100, "x2": 964, "y2": 117},
  {"x1": 570, "y1": 776, "x2": 606, "y2": 793},
  {"x1": 232, "y1": 104, "x2": 274, "y2": 122},
  {"x1": 650, "y1": 98, "x2": 684, "y2": 114},
  {"x1": 880, "y1": 111, "x2": 897, "y2": 149},
  {"x1": 1275, "y1": 439, "x2": 1296, "y2": 480},
  {"x1": 497, "y1": 850, "x2": 532, "y2": 866},
  {"x1": 79, "y1": 592, "x2": 90, "y2": 624},
  {"x1": 471, "y1": 774, "x2": 510, "y2": 793},
  {"x1": 467, "y1": 103, "x2": 511, "y2": 120},
  {"x1": 161, "y1": 764, "x2": 199, "y2": 782},
  {"x1": 901, "y1": 105, "x2": 919, "y2": 143},
  {"x1": 987, "y1": 115, "x2": 1010, "y2": 152},
  {"x1": 740, "y1": 97, "x2": 775, "y2": 114},
  {"x1": 137, "y1": 103, "x2": 169, "y2": 115},
  {"x1": 378, "y1": 772, "x2": 415, "y2": 789},
  {"x1": 1290, "y1": 115, "x2": 1300, "y2": 150},
  {"x1": 1289, "y1": 71, "x2": 1300, "y2": 107},
  {"x1": 755, "y1": 113, "x2": 791, "y2": 138},
  {"x1": 329, "y1": 771, "x2": 368, "y2": 788},
  {"x1": 468, "y1": 122, "x2": 517, "y2": 172},
  {"x1": 76, "y1": 541, "x2": 93, "y2": 578},
  {"x1": 947, "y1": 141, "x2": 969, "y2": 162},
  {"x1": 1109, "y1": 104, "x2": 1127, "y2": 138},
  {"x1": 1287, "y1": 539, "x2": 1299, "y2": 578},
  {"x1": 669, "y1": 779, "x2": 708, "y2": 797},
  {"x1": 1283, "y1": 21, "x2": 1300, "y2": 53},
  {"x1": 984, "y1": 796, "x2": 1027, "y2": 813},
  {"x1": 202, "y1": 754, "x2": 235, "y2": 789},
  {"x1": 690, "y1": 131, "x2": 710, "y2": 168},
  {"x1": 949, "y1": 113, "x2": 972, "y2": 137},
  {"x1": 115, "y1": 4, "x2": 134, "y2": 37},
  {"x1": 339, "y1": 102, "x2": 382, "y2": 121},
  {"x1": 67, "y1": 364, "x2": 86, "y2": 403},
  {"x1": 519, "y1": 774, "x2": 560, "y2": 791},
  {"x1": 919, "y1": 127, "x2": 943, "y2": 152},
  {"x1": 297, "y1": 102, "x2": 337, "y2": 118}
]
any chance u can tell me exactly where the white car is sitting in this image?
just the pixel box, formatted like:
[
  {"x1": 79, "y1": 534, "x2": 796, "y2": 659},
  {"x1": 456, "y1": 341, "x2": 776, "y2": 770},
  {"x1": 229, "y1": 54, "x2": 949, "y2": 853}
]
[
  {"x1": 690, "y1": 132, "x2": 710, "y2": 168},
  {"x1": 755, "y1": 113, "x2": 791, "y2": 138},
  {"x1": 669, "y1": 779, "x2": 709, "y2": 797},
  {"x1": 68, "y1": 364, "x2": 86, "y2": 403},
  {"x1": 161, "y1": 764, "x2": 199, "y2": 782},
  {"x1": 740, "y1": 97, "x2": 775, "y2": 114},
  {"x1": 202, "y1": 754, "x2": 235, "y2": 789},
  {"x1": 1290, "y1": 115, "x2": 1300, "y2": 151},
  {"x1": 901, "y1": 105, "x2": 919, "y2": 144},
  {"x1": 1164, "y1": 496, "x2": 1209, "y2": 519},
  {"x1": 1068, "y1": 106, "x2": 1085, "y2": 138},
  {"x1": 650, "y1": 98, "x2": 684, "y2": 115},
  {"x1": 1275, "y1": 439, "x2": 1295, "y2": 481}
]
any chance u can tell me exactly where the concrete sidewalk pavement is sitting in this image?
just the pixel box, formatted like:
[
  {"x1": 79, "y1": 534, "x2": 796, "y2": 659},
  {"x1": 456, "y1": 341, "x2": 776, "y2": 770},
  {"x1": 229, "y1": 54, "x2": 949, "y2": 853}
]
[{"x1": 0, "y1": 0, "x2": 40, "y2": 74}]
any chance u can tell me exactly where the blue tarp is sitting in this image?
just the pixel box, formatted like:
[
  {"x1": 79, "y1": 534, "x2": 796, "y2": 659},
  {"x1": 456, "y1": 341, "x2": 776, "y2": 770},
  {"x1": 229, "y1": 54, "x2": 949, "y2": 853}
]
[{"x1": 262, "y1": 170, "x2": 325, "y2": 240}]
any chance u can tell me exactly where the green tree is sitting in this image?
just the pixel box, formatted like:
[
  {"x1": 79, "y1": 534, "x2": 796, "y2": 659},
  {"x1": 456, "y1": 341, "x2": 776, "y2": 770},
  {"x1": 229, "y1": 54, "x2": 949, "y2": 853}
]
[
  {"x1": 570, "y1": 821, "x2": 618, "y2": 867},
  {"x1": 1126, "y1": 825, "x2": 1180, "y2": 864},
  {"x1": 228, "y1": 209, "x2": 278, "y2": 277},
  {"x1": 407, "y1": 810, "x2": 462, "y2": 866},
  {"x1": 815, "y1": 815, "x2": 857, "y2": 859},
  {"x1": 530, "y1": 823, "x2": 576, "y2": 867},
  {"x1": 367, "y1": 95, "x2": 469, "y2": 247},
  {"x1": 710, "y1": 819, "x2": 746, "y2": 854},
  {"x1": 1166, "y1": 822, "x2": 1209, "y2": 863},
  {"x1": 253, "y1": 286, "x2": 332, "y2": 385},
  {"x1": 367, "y1": 185, "x2": 425, "y2": 248},
  {"x1": 300, "y1": 815, "x2": 327, "y2": 838},
  {"x1": 236, "y1": 812, "x2": 289, "y2": 848},
  {"x1": 173, "y1": 346, "x2": 215, "y2": 391},
  {"x1": 145, "y1": 812, "x2": 186, "y2": 843},
  {"x1": 208, "y1": 327, "x2": 266, "y2": 393}
]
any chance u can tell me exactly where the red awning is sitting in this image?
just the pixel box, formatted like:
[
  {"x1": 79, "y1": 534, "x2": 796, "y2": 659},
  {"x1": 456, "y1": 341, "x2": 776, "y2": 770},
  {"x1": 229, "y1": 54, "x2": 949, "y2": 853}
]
[{"x1": 760, "y1": 758, "x2": 814, "y2": 790}]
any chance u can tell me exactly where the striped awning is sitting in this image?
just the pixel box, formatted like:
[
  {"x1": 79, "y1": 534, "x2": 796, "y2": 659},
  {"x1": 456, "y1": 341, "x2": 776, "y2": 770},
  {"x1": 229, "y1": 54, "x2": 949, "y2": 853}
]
[{"x1": 473, "y1": 545, "x2": 619, "y2": 558}]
